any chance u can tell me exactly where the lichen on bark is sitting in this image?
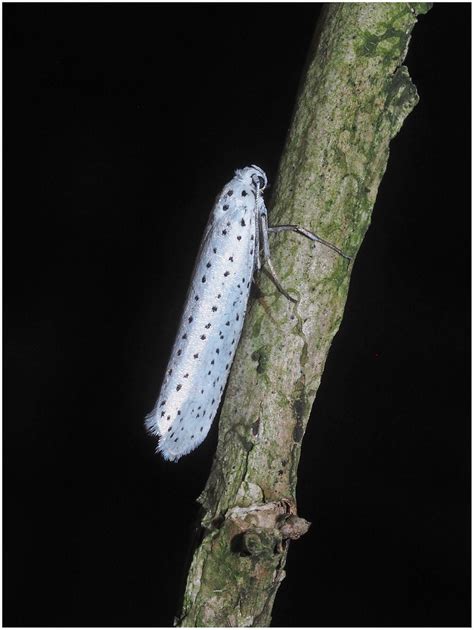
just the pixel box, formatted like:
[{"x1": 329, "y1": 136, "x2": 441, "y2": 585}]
[{"x1": 176, "y1": 3, "x2": 431, "y2": 627}]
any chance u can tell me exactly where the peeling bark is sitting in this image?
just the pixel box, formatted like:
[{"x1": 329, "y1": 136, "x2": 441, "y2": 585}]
[{"x1": 176, "y1": 3, "x2": 431, "y2": 627}]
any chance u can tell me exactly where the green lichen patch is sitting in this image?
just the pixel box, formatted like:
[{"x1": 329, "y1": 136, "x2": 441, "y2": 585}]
[{"x1": 251, "y1": 345, "x2": 271, "y2": 375}]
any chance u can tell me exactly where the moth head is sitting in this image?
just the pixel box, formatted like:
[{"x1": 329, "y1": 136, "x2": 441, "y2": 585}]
[{"x1": 235, "y1": 165, "x2": 268, "y2": 192}]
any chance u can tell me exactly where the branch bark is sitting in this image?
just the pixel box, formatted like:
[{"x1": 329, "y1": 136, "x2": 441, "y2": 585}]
[{"x1": 176, "y1": 3, "x2": 431, "y2": 626}]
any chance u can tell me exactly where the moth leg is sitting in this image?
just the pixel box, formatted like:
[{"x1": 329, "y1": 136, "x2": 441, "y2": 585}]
[
  {"x1": 253, "y1": 202, "x2": 262, "y2": 272},
  {"x1": 268, "y1": 224, "x2": 351, "y2": 261},
  {"x1": 262, "y1": 264, "x2": 297, "y2": 303},
  {"x1": 259, "y1": 208, "x2": 297, "y2": 303}
]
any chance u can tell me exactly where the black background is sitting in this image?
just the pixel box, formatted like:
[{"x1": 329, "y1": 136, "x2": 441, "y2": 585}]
[{"x1": 4, "y1": 3, "x2": 470, "y2": 627}]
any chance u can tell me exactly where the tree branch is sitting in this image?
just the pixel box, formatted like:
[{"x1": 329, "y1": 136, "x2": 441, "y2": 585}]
[{"x1": 176, "y1": 3, "x2": 431, "y2": 626}]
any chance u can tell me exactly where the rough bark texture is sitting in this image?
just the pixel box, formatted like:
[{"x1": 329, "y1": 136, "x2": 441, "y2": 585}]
[{"x1": 176, "y1": 3, "x2": 431, "y2": 627}]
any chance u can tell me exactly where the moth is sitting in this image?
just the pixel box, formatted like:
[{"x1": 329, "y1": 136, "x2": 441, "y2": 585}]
[{"x1": 145, "y1": 165, "x2": 349, "y2": 461}]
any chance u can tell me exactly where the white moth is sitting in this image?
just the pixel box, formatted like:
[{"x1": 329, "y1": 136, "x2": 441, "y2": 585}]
[{"x1": 146, "y1": 165, "x2": 349, "y2": 461}]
